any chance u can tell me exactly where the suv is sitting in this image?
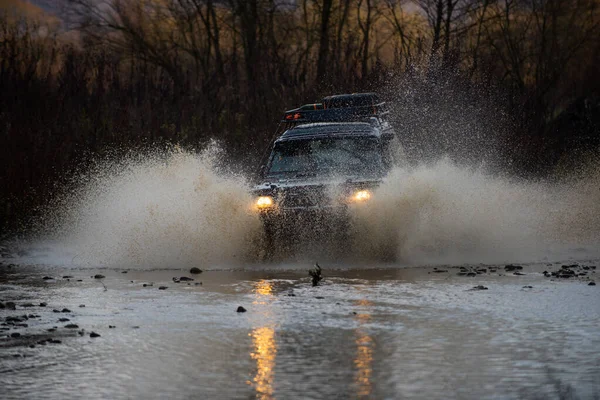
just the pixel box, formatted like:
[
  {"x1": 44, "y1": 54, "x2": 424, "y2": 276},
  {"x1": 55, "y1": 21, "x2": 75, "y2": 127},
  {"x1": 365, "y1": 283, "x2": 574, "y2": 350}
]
[{"x1": 252, "y1": 93, "x2": 399, "y2": 257}]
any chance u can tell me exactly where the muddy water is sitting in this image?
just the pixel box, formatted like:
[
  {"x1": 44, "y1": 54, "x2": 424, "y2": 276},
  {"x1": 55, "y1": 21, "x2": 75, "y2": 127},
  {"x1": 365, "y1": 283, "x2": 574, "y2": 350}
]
[{"x1": 1, "y1": 263, "x2": 599, "y2": 399}]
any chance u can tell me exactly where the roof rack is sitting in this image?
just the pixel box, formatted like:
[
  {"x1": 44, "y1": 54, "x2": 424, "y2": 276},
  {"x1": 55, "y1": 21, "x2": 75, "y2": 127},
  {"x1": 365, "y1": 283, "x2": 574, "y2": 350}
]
[{"x1": 281, "y1": 102, "x2": 388, "y2": 124}]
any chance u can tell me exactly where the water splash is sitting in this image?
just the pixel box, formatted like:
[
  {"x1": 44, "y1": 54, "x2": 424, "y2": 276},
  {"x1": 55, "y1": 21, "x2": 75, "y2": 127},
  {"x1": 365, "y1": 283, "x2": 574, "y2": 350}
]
[
  {"x1": 28, "y1": 145, "x2": 262, "y2": 268},
  {"x1": 351, "y1": 158, "x2": 600, "y2": 265}
]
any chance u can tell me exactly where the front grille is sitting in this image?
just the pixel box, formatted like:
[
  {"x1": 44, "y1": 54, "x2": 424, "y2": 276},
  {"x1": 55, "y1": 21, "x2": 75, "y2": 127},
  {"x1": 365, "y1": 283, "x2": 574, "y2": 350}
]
[{"x1": 279, "y1": 187, "x2": 329, "y2": 209}]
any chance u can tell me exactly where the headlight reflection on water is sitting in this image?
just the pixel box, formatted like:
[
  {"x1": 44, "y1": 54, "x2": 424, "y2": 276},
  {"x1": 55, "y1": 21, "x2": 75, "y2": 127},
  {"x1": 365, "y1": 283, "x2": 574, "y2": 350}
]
[{"x1": 248, "y1": 280, "x2": 277, "y2": 400}]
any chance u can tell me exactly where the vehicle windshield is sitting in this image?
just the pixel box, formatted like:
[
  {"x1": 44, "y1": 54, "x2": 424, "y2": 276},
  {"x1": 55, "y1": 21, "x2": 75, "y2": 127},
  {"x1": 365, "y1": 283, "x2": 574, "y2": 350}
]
[{"x1": 267, "y1": 137, "x2": 383, "y2": 178}]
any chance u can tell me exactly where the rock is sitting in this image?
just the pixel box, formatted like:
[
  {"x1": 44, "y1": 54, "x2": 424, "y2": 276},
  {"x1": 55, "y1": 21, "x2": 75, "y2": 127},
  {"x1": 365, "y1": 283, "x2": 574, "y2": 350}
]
[
  {"x1": 195, "y1": 282, "x2": 202, "y2": 286},
  {"x1": 29, "y1": 344, "x2": 35, "y2": 348},
  {"x1": 236, "y1": 306, "x2": 247, "y2": 313},
  {"x1": 79, "y1": 304, "x2": 85, "y2": 308},
  {"x1": 121, "y1": 271, "x2": 128, "y2": 274},
  {"x1": 505, "y1": 264, "x2": 523, "y2": 271},
  {"x1": 466, "y1": 272, "x2": 477, "y2": 277},
  {"x1": 0, "y1": 302, "x2": 4, "y2": 309},
  {"x1": 143, "y1": 283, "x2": 153, "y2": 287},
  {"x1": 10, "y1": 332, "x2": 20, "y2": 338},
  {"x1": 78, "y1": 330, "x2": 85, "y2": 336},
  {"x1": 583, "y1": 266, "x2": 590, "y2": 270},
  {"x1": 61, "y1": 308, "x2": 71, "y2": 313},
  {"x1": 178, "y1": 276, "x2": 194, "y2": 281},
  {"x1": 21, "y1": 303, "x2": 35, "y2": 308},
  {"x1": 42, "y1": 276, "x2": 54, "y2": 280},
  {"x1": 190, "y1": 267, "x2": 202, "y2": 274},
  {"x1": 58, "y1": 318, "x2": 70, "y2": 322},
  {"x1": 62, "y1": 275, "x2": 73, "y2": 279},
  {"x1": 64, "y1": 324, "x2": 79, "y2": 329},
  {"x1": 109, "y1": 325, "x2": 116, "y2": 328},
  {"x1": 158, "y1": 286, "x2": 168, "y2": 290},
  {"x1": 76, "y1": 280, "x2": 83, "y2": 282},
  {"x1": 470, "y1": 285, "x2": 488, "y2": 291},
  {"x1": 286, "y1": 293, "x2": 296, "y2": 297},
  {"x1": 6, "y1": 302, "x2": 16, "y2": 310},
  {"x1": 589, "y1": 282, "x2": 596, "y2": 286},
  {"x1": 89, "y1": 332, "x2": 101, "y2": 338},
  {"x1": 94, "y1": 274, "x2": 105, "y2": 279},
  {"x1": 315, "y1": 296, "x2": 325, "y2": 299},
  {"x1": 432, "y1": 269, "x2": 448, "y2": 273},
  {"x1": 39, "y1": 302, "x2": 47, "y2": 307},
  {"x1": 49, "y1": 339, "x2": 62, "y2": 344},
  {"x1": 513, "y1": 272, "x2": 525, "y2": 276},
  {"x1": 47, "y1": 328, "x2": 56, "y2": 332},
  {"x1": 477, "y1": 268, "x2": 487, "y2": 273},
  {"x1": 53, "y1": 309, "x2": 61, "y2": 313},
  {"x1": 523, "y1": 285, "x2": 533, "y2": 289}
]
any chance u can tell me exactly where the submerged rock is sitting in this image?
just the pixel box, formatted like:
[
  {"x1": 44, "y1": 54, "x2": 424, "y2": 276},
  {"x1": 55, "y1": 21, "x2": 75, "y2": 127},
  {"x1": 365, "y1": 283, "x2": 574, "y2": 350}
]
[
  {"x1": 469, "y1": 285, "x2": 488, "y2": 291},
  {"x1": 236, "y1": 306, "x2": 247, "y2": 313},
  {"x1": 190, "y1": 267, "x2": 202, "y2": 274},
  {"x1": 505, "y1": 265, "x2": 523, "y2": 271}
]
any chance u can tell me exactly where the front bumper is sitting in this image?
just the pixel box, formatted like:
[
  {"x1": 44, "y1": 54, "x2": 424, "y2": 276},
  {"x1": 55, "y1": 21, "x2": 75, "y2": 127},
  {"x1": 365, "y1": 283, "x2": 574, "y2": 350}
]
[{"x1": 259, "y1": 205, "x2": 351, "y2": 240}]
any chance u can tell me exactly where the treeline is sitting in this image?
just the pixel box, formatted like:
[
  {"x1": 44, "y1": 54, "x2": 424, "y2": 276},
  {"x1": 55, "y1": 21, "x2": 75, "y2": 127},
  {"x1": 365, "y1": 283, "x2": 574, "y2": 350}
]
[{"x1": 1, "y1": 0, "x2": 600, "y2": 232}]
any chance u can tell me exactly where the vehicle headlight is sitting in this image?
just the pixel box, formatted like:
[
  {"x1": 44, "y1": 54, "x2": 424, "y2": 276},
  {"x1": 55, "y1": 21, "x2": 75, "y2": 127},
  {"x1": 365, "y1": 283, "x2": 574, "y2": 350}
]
[
  {"x1": 255, "y1": 196, "x2": 274, "y2": 209},
  {"x1": 350, "y1": 189, "x2": 372, "y2": 203}
]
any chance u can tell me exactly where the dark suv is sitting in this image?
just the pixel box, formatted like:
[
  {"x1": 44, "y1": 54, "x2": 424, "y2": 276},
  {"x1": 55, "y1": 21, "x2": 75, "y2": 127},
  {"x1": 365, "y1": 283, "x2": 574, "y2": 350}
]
[{"x1": 252, "y1": 93, "x2": 398, "y2": 256}]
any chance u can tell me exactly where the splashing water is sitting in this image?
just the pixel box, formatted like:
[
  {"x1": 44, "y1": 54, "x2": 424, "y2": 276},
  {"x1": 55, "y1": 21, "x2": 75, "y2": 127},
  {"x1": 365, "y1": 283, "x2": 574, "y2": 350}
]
[
  {"x1": 26, "y1": 146, "x2": 262, "y2": 268},
  {"x1": 351, "y1": 159, "x2": 600, "y2": 265},
  {"x1": 9, "y1": 147, "x2": 600, "y2": 269}
]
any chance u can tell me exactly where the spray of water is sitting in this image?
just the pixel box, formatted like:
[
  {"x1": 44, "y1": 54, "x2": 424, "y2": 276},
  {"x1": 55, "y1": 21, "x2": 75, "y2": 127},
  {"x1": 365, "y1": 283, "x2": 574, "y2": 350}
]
[
  {"x1": 351, "y1": 159, "x2": 600, "y2": 265},
  {"x1": 32, "y1": 145, "x2": 262, "y2": 268}
]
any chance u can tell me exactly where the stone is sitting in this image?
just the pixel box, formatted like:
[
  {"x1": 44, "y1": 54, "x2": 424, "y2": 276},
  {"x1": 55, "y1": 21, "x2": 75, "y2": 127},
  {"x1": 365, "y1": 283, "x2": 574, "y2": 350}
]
[
  {"x1": 58, "y1": 318, "x2": 70, "y2": 322},
  {"x1": 10, "y1": 332, "x2": 20, "y2": 338},
  {"x1": 513, "y1": 272, "x2": 525, "y2": 276},
  {"x1": 121, "y1": 271, "x2": 128, "y2": 274},
  {"x1": 505, "y1": 264, "x2": 523, "y2": 271},
  {"x1": 42, "y1": 276, "x2": 54, "y2": 280},
  {"x1": 466, "y1": 272, "x2": 477, "y2": 277},
  {"x1": 61, "y1": 308, "x2": 71, "y2": 313},
  {"x1": 39, "y1": 302, "x2": 47, "y2": 307},
  {"x1": 21, "y1": 303, "x2": 35, "y2": 308},
  {"x1": 90, "y1": 332, "x2": 101, "y2": 338},
  {"x1": 523, "y1": 285, "x2": 533, "y2": 289},
  {"x1": 432, "y1": 269, "x2": 448, "y2": 273},
  {"x1": 109, "y1": 325, "x2": 116, "y2": 328},
  {"x1": 49, "y1": 339, "x2": 62, "y2": 344},
  {"x1": 79, "y1": 304, "x2": 85, "y2": 308},
  {"x1": 158, "y1": 286, "x2": 168, "y2": 290},
  {"x1": 94, "y1": 274, "x2": 105, "y2": 279},
  {"x1": 589, "y1": 282, "x2": 596, "y2": 286},
  {"x1": 470, "y1": 285, "x2": 488, "y2": 291},
  {"x1": 190, "y1": 267, "x2": 202, "y2": 274},
  {"x1": 178, "y1": 276, "x2": 194, "y2": 281},
  {"x1": 6, "y1": 302, "x2": 16, "y2": 310},
  {"x1": 236, "y1": 306, "x2": 247, "y2": 313},
  {"x1": 62, "y1": 275, "x2": 74, "y2": 279},
  {"x1": 64, "y1": 324, "x2": 79, "y2": 329}
]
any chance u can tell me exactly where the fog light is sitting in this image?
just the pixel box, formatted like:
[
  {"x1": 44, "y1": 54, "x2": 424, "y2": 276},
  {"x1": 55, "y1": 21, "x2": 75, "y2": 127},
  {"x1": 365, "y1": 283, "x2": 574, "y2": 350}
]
[
  {"x1": 256, "y1": 196, "x2": 274, "y2": 209},
  {"x1": 351, "y1": 190, "x2": 372, "y2": 202}
]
